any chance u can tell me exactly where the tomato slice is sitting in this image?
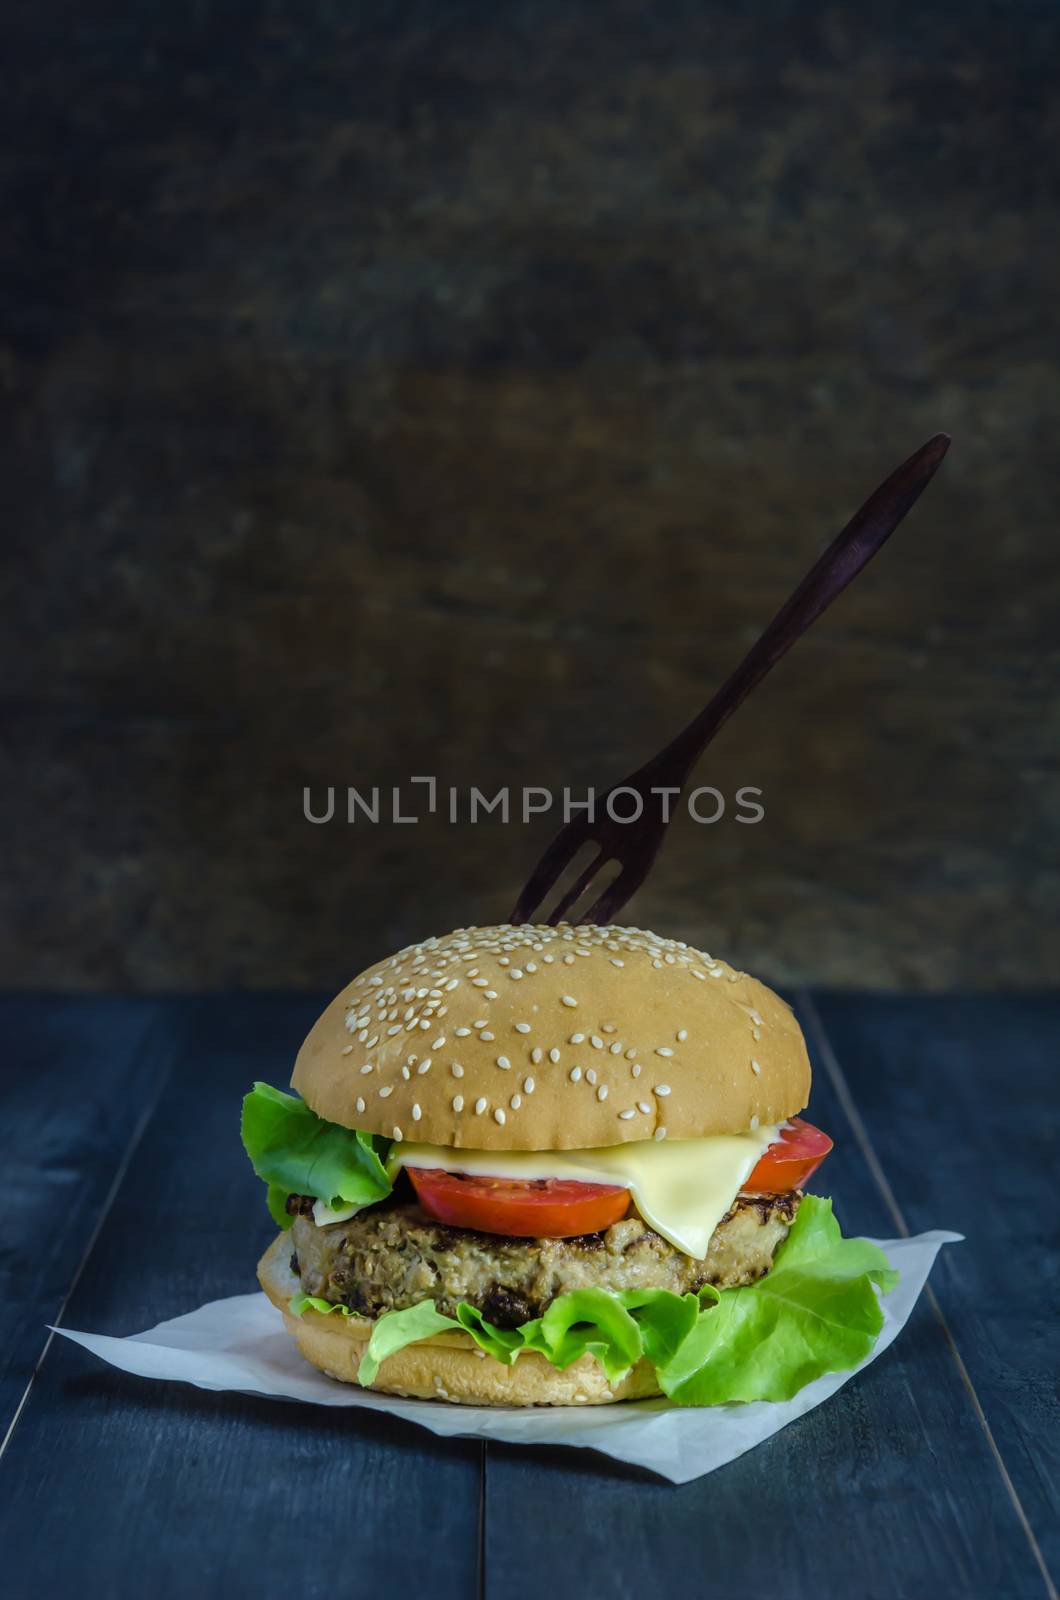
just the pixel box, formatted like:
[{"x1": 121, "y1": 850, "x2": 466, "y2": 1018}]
[
  {"x1": 407, "y1": 1168, "x2": 631, "y2": 1238},
  {"x1": 744, "y1": 1117, "x2": 833, "y2": 1192}
]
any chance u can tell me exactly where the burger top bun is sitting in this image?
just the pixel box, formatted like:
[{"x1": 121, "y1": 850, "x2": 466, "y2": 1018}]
[{"x1": 292, "y1": 924, "x2": 810, "y2": 1151}]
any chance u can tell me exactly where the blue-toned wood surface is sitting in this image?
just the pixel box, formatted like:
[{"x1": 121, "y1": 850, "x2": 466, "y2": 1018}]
[{"x1": 1, "y1": 994, "x2": 1056, "y2": 1600}]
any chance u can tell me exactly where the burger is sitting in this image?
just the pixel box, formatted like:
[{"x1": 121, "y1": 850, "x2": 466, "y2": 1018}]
[{"x1": 243, "y1": 924, "x2": 896, "y2": 1407}]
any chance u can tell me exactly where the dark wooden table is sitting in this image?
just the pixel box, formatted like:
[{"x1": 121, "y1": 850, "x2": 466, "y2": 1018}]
[{"x1": 1, "y1": 993, "x2": 1056, "y2": 1599}]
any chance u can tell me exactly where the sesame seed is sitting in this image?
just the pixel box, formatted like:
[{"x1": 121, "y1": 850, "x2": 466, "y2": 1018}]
[
  {"x1": 625, "y1": 1047, "x2": 637, "y2": 1059},
  {"x1": 586, "y1": 1067, "x2": 597, "y2": 1085},
  {"x1": 638, "y1": 1101, "x2": 652, "y2": 1115},
  {"x1": 631, "y1": 1063, "x2": 642, "y2": 1078},
  {"x1": 452, "y1": 1063, "x2": 464, "y2": 1077},
  {"x1": 609, "y1": 1042, "x2": 623, "y2": 1055},
  {"x1": 752, "y1": 1027, "x2": 762, "y2": 1041},
  {"x1": 524, "y1": 1077, "x2": 535, "y2": 1093},
  {"x1": 655, "y1": 1084, "x2": 672, "y2": 1096},
  {"x1": 656, "y1": 1047, "x2": 674, "y2": 1058},
  {"x1": 494, "y1": 1108, "x2": 506, "y2": 1126},
  {"x1": 510, "y1": 1093, "x2": 522, "y2": 1109},
  {"x1": 610, "y1": 958, "x2": 624, "y2": 967},
  {"x1": 393, "y1": 1126, "x2": 403, "y2": 1141},
  {"x1": 561, "y1": 995, "x2": 578, "y2": 1008},
  {"x1": 485, "y1": 990, "x2": 498, "y2": 1000},
  {"x1": 496, "y1": 1055, "x2": 511, "y2": 1070},
  {"x1": 569, "y1": 1032, "x2": 585, "y2": 1044},
  {"x1": 360, "y1": 1064, "x2": 373, "y2": 1075},
  {"x1": 473, "y1": 1020, "x2": 487, "y2": 1029},
  {"x1": 417, "y1": 1059, "x2": 432, "y2": 1075},
  {"x1": 475, "y1": 1097, "x2": 488, "y2": 1115},
  {"x1": 455, "y1": 1027, "x2": 471, "y2": 1037},
  {"x1": 511, "y1": 969, "x2": 524, "y2": 979},
  {"x1": 386, "y1": 1024, "x2": 402, "y2": 1036},
  {"x1": 597, "y1": 1085, "x2": 608, "y2": 1101},
  {"x1": 433, "y1": 1037, "x2": 446, "y2": 1050},
  {"x1": 531, "y1": 1047, "x2": 543, "y2": 1064},
  {"x1": 569, "y1": 1067, "x2": 582, "y2": 1083},
  {"x1": 341, "y1": 1044, "x2": 354, "y2": 1056},
  {"x1": 677, "y1": 1029, "x2": 688, "y2": 1042},
  {"x1": 356, "y1": 1096, "x2": 365, "y2": 1113},
  {"x1": 750, "y1": 1114, "x2": 760, "y2": 1130},
  {"x1": 619, "y1": 1108, "x2": 635, "y2": 1120},
  {"x1": 751, "y1": 1058, "x2": 762, "y2": 1075},
  {"x1": 452, "y1": 1094, "x2": 464, "y2": 1112},
  {"x1": 563, "y1": 954, "x2": 575, "y2": 965},
  {"x1": 418, "y1": 1019, "x2": 430, "y2": 1030},
  {"x1": 602, "y1": 1023, "x2": 616, "y2": 1034},
  {"x1": 412, "y1": 1104, "x2": 422, "y2": 1121},
  {"x1": 401, "y1": 1065, "x2": 410, "y2": 1080},
  {"x1": 549, "y1": 1047, "x2": 561, "y2": 1063},
  {"x1": 515, "y1": 1022, "x2": 531, "y2": 1034},
  {"x1": 473, "y1": 977, "x2": 489, "y2": 988},
  {"x1": 480, "y1": 1031, "x2": 495, "y2": 1042},
  {"x1": 379, "y1": 1085, "x2": 393, "y2": 1098},
  {"x1": 655, "y1": 1127, "x2": 667, "y2": 1140}
]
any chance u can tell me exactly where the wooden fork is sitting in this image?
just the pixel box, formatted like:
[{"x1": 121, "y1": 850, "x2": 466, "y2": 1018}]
[{"x1": 509, "y1": 433, "x2": 950, "y2": 927}]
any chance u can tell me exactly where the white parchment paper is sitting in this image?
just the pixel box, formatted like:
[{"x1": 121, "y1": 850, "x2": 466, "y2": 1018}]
[{"x1": 54, "y1": 1229, "x2": 959, "y2": 1484}]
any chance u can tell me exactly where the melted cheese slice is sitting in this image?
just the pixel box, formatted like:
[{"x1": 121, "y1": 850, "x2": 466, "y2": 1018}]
[{"x1": 360, "y1": 1127, "x2": 781, "y2": 1258}]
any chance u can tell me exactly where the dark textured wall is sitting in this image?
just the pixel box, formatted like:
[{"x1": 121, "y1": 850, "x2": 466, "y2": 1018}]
[{"x1": 3, "y1": 2, "x2": 1058, "y2": 993}]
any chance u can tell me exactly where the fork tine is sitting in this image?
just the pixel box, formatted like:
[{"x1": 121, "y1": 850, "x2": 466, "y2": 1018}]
[
  {"x1": 508, "y1": 827, "x2": 589, "y2": 925},
  {"x1": 577, "y1": 865, "x2": 635, "y2": 928},
  {"x1": 545, "y1": 849, "x2": 607, "y2": 927}
]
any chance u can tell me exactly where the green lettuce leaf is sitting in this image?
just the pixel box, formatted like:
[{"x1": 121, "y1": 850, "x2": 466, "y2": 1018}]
[
  {"x1": 454, "y1": 1304, "x2": 525, "y2": 1363},
  {"x1": 285, "y1": 1194, "x2": 897, "y2": 1405},
  {"x1": 519, "y1": 1287, "x2": 644, "y2": 1383},
  {"x1": 241, "y1": 1081, "x2": 392, "y2": 1225},
  {"x1": 289, "y1": 1292, "x2": 357, "y2": 1318},
  {"x1": 619, "y1": 1287, "x2": 703, "y2": 1370},
  {"x1": 655, "y1": 1196, "x2": 899, "y2": 1405},
  {"x1": 356, "y1": 1301, "x2": 464, "y2": 1387}
]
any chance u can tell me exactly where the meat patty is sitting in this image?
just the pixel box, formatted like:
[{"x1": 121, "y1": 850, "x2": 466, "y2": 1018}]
[{"x1": 288, "y1": 1192, "x2": 800, "y2": 1327}]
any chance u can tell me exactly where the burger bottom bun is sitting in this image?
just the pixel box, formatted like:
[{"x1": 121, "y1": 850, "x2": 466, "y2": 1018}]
[{"x1": 258, "y1": 1233, "x2": 660, "y2": 1407}]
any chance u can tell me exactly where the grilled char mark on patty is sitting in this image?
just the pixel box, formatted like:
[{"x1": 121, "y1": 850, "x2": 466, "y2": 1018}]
[{"x1": 288, "y1": 1192, "x2": 801, "y2": 1327}]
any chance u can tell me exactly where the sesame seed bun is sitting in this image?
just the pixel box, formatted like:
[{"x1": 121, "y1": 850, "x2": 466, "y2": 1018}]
[
  {"x1": 292, "y1": 924, "x2": 810, "y2": 1151},
  {"x1": 258, "y1": 1234, "x2": 660, "y2": 1406}
]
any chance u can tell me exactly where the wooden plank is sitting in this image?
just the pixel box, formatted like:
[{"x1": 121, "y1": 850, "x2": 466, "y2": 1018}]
[
  {"x1": 482, "y1": 994, "x2": 1048, "y2": 1600},
  {"x1": 808, "y1": 991, "x2": 1059, "y2": 1589},
  {"x1": 0, "y1": 995, "x2": 482, "y2": 1599},
  {"x1": 0, "y1": 995, "x2": 178, "y2": 1432}
]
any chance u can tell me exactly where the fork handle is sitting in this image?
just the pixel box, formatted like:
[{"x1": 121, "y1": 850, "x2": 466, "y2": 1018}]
[{"x1": 632, "y1": 433, "x2": 950, "y2": 791}]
